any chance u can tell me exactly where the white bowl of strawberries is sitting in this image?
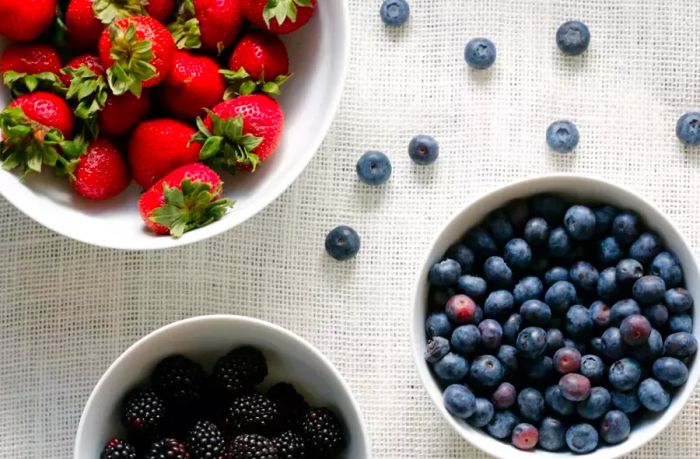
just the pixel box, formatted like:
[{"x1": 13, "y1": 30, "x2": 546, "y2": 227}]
[{"x1": 0, "y1": 0, "x2": 349, "y2": 249}]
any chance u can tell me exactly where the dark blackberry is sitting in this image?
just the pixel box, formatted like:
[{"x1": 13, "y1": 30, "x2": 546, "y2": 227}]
[
  {"x1": 152, "y1": 355, "x2": 206, "y2": 405},
  {"x1": 301, "y1": 408, "x2": 345, "y2": 456},
  {"x1": 272, "y1": 430, "x2": 307, "y2": 459},
  {"x1": 144, "y1": 438, "x2": 191, "y2": 459},
  {"x1": 100, "y1": 438, "x2": 138, "y2": 459},
  {"x1": 212, "y1": 347, "x2": 267, "y2": 395},
  {"x1": 185, "y1": 420, "x2": 227, "y2": 459},
  {"x1": 267, "y1": 383, "x2": 309, "y2": 429},
  {"x1": 230, "y1": 434, "x2": 279, "y2": 459},
  {"x1": 225, "y1": 393, "x2": 279, "y2": 434},
  {"x1": 121, "y1": 389, "x2": 166, "y2": 437}
]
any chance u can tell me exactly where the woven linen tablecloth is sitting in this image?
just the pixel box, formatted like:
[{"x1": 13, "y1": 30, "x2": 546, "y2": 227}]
[{"x1": 3, "y1": 0, "x2": 700, "y2": 457}]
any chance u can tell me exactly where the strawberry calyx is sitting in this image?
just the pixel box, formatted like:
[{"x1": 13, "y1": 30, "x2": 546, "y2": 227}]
[
  {"x1": 0, "y1": 107, "x2": 87, "y2": 178},
  {"x1": 168, "y1": 0, "x2": 202, "y2": 50},
  {"x1": 93, "y1": 0, "x2": 147, "y2": 24},
  {"x1": 262, "y1": 0, "x2": 313, "y2": 27},
  {"x1": 149, "y1": 179, "x2": 234, "y2": 238},
  {"x1": 2, "y1": 71, "x2": 66, "y2": 98},
  {"x1": 220, "y1": 68, "x2": 290, "y2": 99},
  {"x1": 62, "y1": 65, "x2": 109, "y2": 138},
  {"x1": 191, "y1": 111, "x2": 263, "y2": 173},
  {"x1": 106, "y1": 23, "x2": 156, "y2": 97}
]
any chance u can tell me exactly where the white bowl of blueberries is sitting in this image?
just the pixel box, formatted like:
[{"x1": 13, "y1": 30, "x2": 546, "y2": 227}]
[{"x1": 411, "y1": 174, "x2": 699, "y2": 458}]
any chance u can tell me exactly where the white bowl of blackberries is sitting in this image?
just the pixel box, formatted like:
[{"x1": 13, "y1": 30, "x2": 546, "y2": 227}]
[
  {"x1": 75, "y1": 315, "x2": 369, "y2": 459},
  {"x1": 411, "y1": 174, "x2": 700, "y2": 458}
]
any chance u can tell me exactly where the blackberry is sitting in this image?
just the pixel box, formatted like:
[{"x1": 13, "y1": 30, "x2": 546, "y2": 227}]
[
  {"x1": 225, "y1": 393, "x2": 279, "y2": 433},
  {"x1": 121, "y1": 389, "x2": 166, "y2": 437},
  {"x1": 152, "y1": 355, "x2": 205, "y2": 405},
  {"x1": 185, "y1": 420, "x2": 227, "y2": 459},
  {"x1": 301, "y1": 408, "x2": 345, "y2": 456},
  {"x1": 272, "y1": 430, "x2": 307, "y2": 459},
  {"x1": 144, "y1": 438, "x2": 191, "y2": 459},
  {"x1": 100, "y1": 438, "x2": 138, "y2": 459},
  {"x1": 230, "y1": 434, "x2": 279, "y2": 459},
  {"x1": 212, "y1": 346, "x2": 267, "y2": 395},
  {"x1": 268, "y1": 383, "x2": 309, "y2": 429}
]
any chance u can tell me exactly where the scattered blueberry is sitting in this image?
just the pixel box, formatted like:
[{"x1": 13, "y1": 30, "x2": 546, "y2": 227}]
[
  {"x1": 620, "y1": 314, "x2": 652, "y2": 346},
  {"x1": 544, "y1": 280, "x2": 577, "y2": 315},
  {"x1": 652, "y1": 357, "x2": 689, "y2": 387},
  {"x1": 467, "y1": 398, "x2": 495, "y2": 428},
  {"x1": 650, "y1": 251, "x2": 683, "y2": 288},
  {"x1": 464, "y1": 37, "x2": 496, "y2": 70},
  {"x1": 504, "y1": 238, "x2": 532, "y2": 270},
  {"x1": 629, "y1": 232, "x2": 661, "y2": 264},
  {"x1": 524, "y1": 218, "x2": 549, "y2": 247},
  {"x1": 580, "y1": 354, "x2": 605, "y2": 383},
  {"x1": 616, "y1": 258, "x2": 644, "y2": 285},
  {"x1": 520, "y1": 300, "x2": 552, "y2": 327},
  {"x1": 669, "y1": 314, "x2": 692, "y2": 334},
  {"x1": 559, "y1": 373, "x2": 591, "y2": 402},
  {"x1": 545, "y1": 385, "x2": 575, "y2": 416},
  {"x1": 433, "y1": 352, "x2": 469, "y2": 382},
  {"x1": 608, "y1": 358, "x2": 642, "y2": 391},
  {"x1": 492, "y1": 382, "x2": 517, "y2": 409},
  {"x1": 569, "y1": 261, "x2": 598, "y2": 291},
  {"x1": 565, "y1": 423, "x2": 598, "y2": 454},
  {"x1": 469, "y1": 354, "x2": 505, "y2": 387},
  {"x1": 446, "y1": 294, "x2": 478, "y2": 324},
  {"x1": 516, "y1": 327, "x2": 548, "y2": 359},
  {"x1": 502, "y1": 313, "x2": 522, "y2": 344},
  {"x1": 566, "y1": 305, "x2": 593, "y2": 338},
  {"x1": 576, "y1": 386, "x2": 610, "y2": 420},
  {"x1": 632, "y1": 275, "x2": 666, "y2": 305},
  {"x1": 637, "y1": 378, "x2": 671, "y2": 412},
  {"x1": 325, "y1": 226, "x2": 360, "y2": 261},
  {"x1": 512, "y1": 423, "x2": 539, "y2": 450},
  {"x1": 513, "y1": 276, "x2": 544, "y2": 305},
  {"x1": 597, "y1": 267, "x2": 619, "y2": 301},
  {"x1": 612, "y1": 211, "x2": 641, "y2": 245},
  {"x1": 611, "y1": 390, "x2": 641, "y2": 414},
  {"x1": 379, "y1": 0, "x2": 409, "y2": 26},
  {"x1": 486, "y1": 410, "x2": 519, "y2": 439},
  {"x1": 556, "y1": 20, "x2": 591, "y2": 56},
  {"x1": 517, "y1": 388, "x2": 545, "y2": 422},
  {"x1": 443, "y1": 384, "x2": 476, "y2": 418},
  {"x1": 665, "y1": 287, "x2": 693, "y2": 313},
  {"x1": 599, "y1": 236, "x2": 624, "y2": 266},
  {"x1": 664, "y1": 332, "x2": 698, "y2": 358},
  {"x1": 424, "y1": 336, "x2": 450, "y2": 363},
  {"x1": 428, "y1": 259, "x2": 461, "y2": 287},
  {"x1": 610, "y1": 299, "x2": 641, "y2": 326},
  {"x1": 564, "y1": 205, "x2": 596, "y2": 240},
  {"x1": 589, "y1": 301, "x2": 611, "y2": 328},
  {"x1": 484, "y1": 290, "x2": 515, "y2": 320},
  {"x1": 408, "y1": 134, "x2": 439, "y2": 165},
  {"x1": 553, "y1": 347, "x2": 581, "y2": 374},
  {"x1": 599, "y1": 410, "x2": 631, "y2": 444},
  {"x1": 539, "y1": 417, "x2": 566, "y2": 451},
  {"x1": 483, "y1": 256, "x2": 513, "y2": 288},
  {"x1": 356, "y1": 151, "x2": 391, "y2": 185},
  {"x1": 676, "y1": 112, "x2": 700, "y2": 146},
  {"x1": 497, "y1": 344, "x2": 519, "y2": 375},
  {"x1": 546, "y1": 120, "x2": 579, "y2": 153},
  {"x1": 457, "y1": 275, "x2": 488, "y2": 299},
  {"x1": 425, "y1": 312, "x2": 452, "y2": 338},
  {"x1": 544, "y1": 266, "x2": 569, "y2": 286},
  {"x1": 447, "y1": 244, "x2": 475, "y2": 272},
  {"x1": 450, "y1": 325, "x2": 481, "y2": 354},
  {"x1": 547, "y1": 226, "x2": 571, "y2": 258},
  {"x1": 479, "y1": 319, "x2": 503, "y2": 350}
]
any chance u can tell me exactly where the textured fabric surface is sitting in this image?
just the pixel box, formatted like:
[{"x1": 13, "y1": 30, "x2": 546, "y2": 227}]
[{"x1": 3, "y1": 0, "x2": 700, "y2": 457}]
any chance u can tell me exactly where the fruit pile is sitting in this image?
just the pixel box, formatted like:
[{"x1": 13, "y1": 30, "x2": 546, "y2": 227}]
[
  {"x1": 0, "y1": 0, "x2": 315, "y2": 237},
  {"x1": 423, "y1": 195, "x2": 697, "y2": 453},
  {"x1": 100, "y1": 346, "x2": 347, "y2": 458}
]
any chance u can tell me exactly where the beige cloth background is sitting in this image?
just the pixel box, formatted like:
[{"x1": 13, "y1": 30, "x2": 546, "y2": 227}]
[{"x1": 2, "y1": 0, "x2": 700, "y2": 457}]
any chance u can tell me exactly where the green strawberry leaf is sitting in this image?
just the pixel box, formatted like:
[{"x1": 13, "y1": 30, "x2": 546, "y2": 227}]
[
  {"x1": 93, "y1": 0, "x2": 147, "y2": 24},
  {"x1": 62, "y1": 65, "x2": 110, "y2": 138},
  {"x1": 106, "y1": 23, "x2": 156, "y2": 97},
  {"x1": 168, "y1": 0, "x2": 202, "y2": 49},
  {"x1": 262, "y1": 0, "x2": 312, "y2": 27},
  {"x1": 220, "y1": 68, "x2": 291, "y2": 99},
  {"x1": 2, "y1": 71, "x2": 66, "y2": 98},
  {"x1": 191, "y1": 111, "x2": 262, "y2": 173}
]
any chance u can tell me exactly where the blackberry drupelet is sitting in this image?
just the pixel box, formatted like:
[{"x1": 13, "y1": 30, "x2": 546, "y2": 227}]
[
  {"x1": 121, "y1": 389, "x2": 166, "y2": 437},
  {"x1": 144, "y1": 438, "x2": 191, "y2": 459},
  {"x1": 225, "y1": 393, "x2": 279, "y2": 433},
  {"x1": 152, "y1": 355, "x2": 206, "y2": 405},
  {"x1": 212, "y1": 346, "x2": 268, "y2": 395},
  {"x1": 268, "y1": 383, "x2": 309, "y2": 429},
  {"x1": 230, "y1": 433, "x2": 279, "y2": 459},
  {"x1": 101, "y1": 438, "x2": 138, "y2": 459},
  {"x1": 185, "y1": 420, "x2": 227, "y2": 459},
  {"x1": 301, "y1": 408, "x2": 345, "y2": 456},
  {"x1": 272, "y1": 430, "x2": 307, "y2": 459}
]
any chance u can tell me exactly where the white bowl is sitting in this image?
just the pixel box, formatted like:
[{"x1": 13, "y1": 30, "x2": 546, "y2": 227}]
[
  {"x1": 0, "y1": 3, "x2": 350, "y2": 250},
  {"x1": 410, "y1": 174, "x2": 700, "y2": 459},
  {"x1": 75, "y1": 315, "x2": 369, "y2": 458}
]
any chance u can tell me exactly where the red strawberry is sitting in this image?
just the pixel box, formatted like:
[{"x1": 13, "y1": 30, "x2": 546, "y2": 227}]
[
  {"x1": 241, "y1": 0, "x2": 315, "y2": 35},
  {"x1": 61, "y1": 54, "x2": 105, "y2": 86},
  {"x1": 168, "y1": 0, "x2": 242, "y2": 53},
  {"x1": 0, "y1": 0, "x2": 56, "y2": 42},
  {"x1": 158, "y1": 50, "x2": 225, "y2": 120},
  {"x1": 0, "y1": 44, "x2": 64, "y2": 97},
  {"x1": 192, "y1": 94, "x2": 283, "y2": 172},
  {"x1": 98, "y1": 15, "x2": 176, "y2": 96},
  {"x1": 99, "y1": 91, "x2": 152, "y2": 137},
  {"x1": 138, "y1": 162, "x2": 233, "y2": 237},
  {"x1": 62, "y1": 54, "x2": 109, "y2": 137},
  {"x1": 128, "y1": 118, "x2": 202, "y2": 188},
  {"x1": 222, "y1": 31, "x2": 289, "y2": 97},
  {"x1": 9, "y1": 92, "x2": 74, "y2": 138},
  {"x1": 72, "y1": 138, "x2": 130, "y2": 200},
  {"x1": 65, "y1": 0, "x2": 105, "y2": 51},
  {"x1": 144, "y1": 0, "x2": 175, "y2": 22}
]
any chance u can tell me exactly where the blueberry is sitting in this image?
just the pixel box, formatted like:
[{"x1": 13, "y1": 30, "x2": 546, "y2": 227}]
[
  {"x1": 620, "y1": 314, "x2": 652, "y2": 346},
  {"x1": 599, "y1": 236, "x2": 624, "y2": 266},
  {"x1": 665, "y1": 287, "x2": 693, "y2": 313},
  {"x1": 566, "y1": 305, "x2": 593, "y2": 338},
  {"x1": 610, "y1": 299, "x2": 641, "y2": 326},
  {"x1": 564, "y1": 338, "x2": 588, "y2": 355},
  {"x1": 631, "y1": 328, "x2": 663, "y2": 362},
  {"x1": 608, "y1": 358, "x2": 642, "y2": 391},
  {"x1": 517, "y1": 388, "x2": 545, "y2": 422},
  {"x1": 469, "y1": 354, "x2": 505, "y2": 387},
  {"x1": 467, "y1": 398, "x2": 495, "y2": 428},
  {"x1": 546, "y1": 120, "x2": 579, "y2": 153},
  {"x1": 589, "y1": 337, "x2": 605, "y2": 355},
  {"x1": 492, "y1": 382, "x2": 517, "y2": 409},
  {"x1": 638, "y1": 378, "x2": 671, "y2": 412},
  {"x1": 497, "y1": 344, "x2": 519, "y2": 375},
  {"x1": 502, "y1": 313, "x2": 522, "y2": 344},
  {"x1": 484, "y1": 290, "x2": 514, "y2": 320},
  {"x1": 429, "y1": 259, "x2": 461, "y2": 287},
  {"x1": 612, "y1": 211, "x2": 641, "y2": 245},
  {"x1": 546, "y1": 328, "x2": 565, "y2": 354},
  {"x1": 611, "y1": 391, "x2": 641, "y2": 414},
  {"x1": 425, "y1": 336, "x2": 450, "y2": 363},
  {"x1": 518, "y1": 300, "x2": 551, "y2": 327},
  {"x1": 506, "y1": 199, "x2": 530, "y2": 229},
  {"x1": 425, "y1": 312, "x2": 452, "y2": 338},
  {"x1": 513, "y1": 276, "x2": 544, "y2": 305},
  {"x1": 650, "y1": 251, "x2": 683, "y2": 288},
  {"x1": 544, "y1": 280, "x2": 577, "y2": 314},
  {"x1": 457, "y1": 275, "x2": 487, "y2": 299},
  {"x1": 559, "y1": 373, "x2": 591, "y2": 402},
  {"x1": 616, "y1": 258, "x2": 644, "y2": 285},
  {"x1": 566, "y1": 423, "x2": 598, "y2": 454},
  {"x1": 450, "y1": 325, "x2": 481, "y2": 354},
  {"x1": 531, "y1": 194, "x2": 568, "y2": 224},
  {"x1": 464, "y1": 37, "x2": 496, "y2": 69},
  {"x1": 569, "y1": 261, "x2": 599, "y2": 292},
  {"x1": 408, "y1": 134, "x2": 439, "y2": 165},
  {"x1": 597, "y1": 267, "x2": 619, "y2": 301},
  {"x1": 631, "y1": 276, "x2": 666, "y2": 307},
  {"x1": 325, "y1": 226, "x2": 360, "y2": 261},
  {"x1": 511, "y1": 423, "x2": 539, "y2": 450},
  {"x1": 629, "y1": 232, "x2": 662, "y2": 264},
  {"x1": 443, "y1": 384, "x2": 476, "y2": 418},
  {"x1": 483, "y1": 256, "x2": 513, "y2": 288},
  {"x1": 653, "y1": 356, "x2": 689, "y2": 387},
  {"x1": 669, "y1": 314, "x2": 693, "y2": 333},
  {"x1": 580, "y1": 354, "x2": 605, "y2": 383},
  {"x1": 576, "y1": 386, "x2": 610, "y2": 420},
  {"x1": 445, "y1": 294, "x2": 478, "y2": 324},
  {"x1": 487, "y1": 210, "x2": 514, "y2": 243},
  {"x1": 564, "y1": 205, "x2": 596, "y2": 240},
  {"x1": 516, "y1": 327, "x2": 547, "y2": 359},
  {"x1": 556, "y1": 20, "x2": 591, "y2": 55},
  {"x1": 553, "y1": 347, "x2": 581, "y2": 374},
  {"x1": 545, "y1": 385, "x2": 575, "y2": 416},
  {"x1": 465, "y1": 229, "x2": 498, "y2": 258},
  {"x1": 545, "y1": 266, "x2": 569, "y2": 286},
  {"x1": 524, "y1": 218, "x2": 549, "y2": 247},
  {"x1": 486, "y1": 410, "x2": 519, "y2": 439},
  {"x1": 664, "y1": 332, "x2": 698, "y2": 358},
  {"x1": 599, "y1": 410, "x2": 631, "y2": 444},
  {"x1": 589, "y1": 301, "x2": 611, "y2": 328},
  {"x1": 548, "y1": 227, "x2": 571, "y2": 257},
  {"x1": 447, "y1": 244, "x2": 475, "y2": 273},
  {"x1": 379, "y1": 0, "x2": 409, "y2": 26},
  {"x1": 479, "y1": 319, "x2": 503, "y2": 350},
  {"x1": 539, "y1": 417, "x2": 566, "y2": 451},
  {"x1": 433, "y1": 352, "x2": 469, "y2": 382},
  {"x1": 525, "y1": 355, "x2": 554, "y2": 380},
  {"x1": 676, "y1": 112, "x2": 700, "y2": 146},
  {"x1": 356, "y1": 151, "x2": 391, "y2": 185},
  {"x1": 593, "y1": 205, "x2": 618, "y2": 234},
  {"x1": 504, "y1": 238, "x2": 532, "y2": 270}
]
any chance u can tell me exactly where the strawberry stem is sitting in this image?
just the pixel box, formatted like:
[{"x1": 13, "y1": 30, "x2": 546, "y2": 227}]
[
  {"x1": 93, "y1": 0, "x2": 147, "y2": 24},
  {"x1": 220, "y1": 68, "x2": 290, "y2": 99},
  {"x1": 106, "y1": 23, "x2": 156, "y2": 97},
  {"x1": 262, "y1": 0, "x2": 312, "y2": 27}
]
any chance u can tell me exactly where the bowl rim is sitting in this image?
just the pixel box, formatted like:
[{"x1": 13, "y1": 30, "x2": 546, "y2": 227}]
[
  {"x1": 74, "y1": 314, "x2": 370, "y2": 458},
  {"x1": 0, "y1": 2, "x2": 351, "y2": 251},
  {"x1": 409, "y1": 172, "x2": 700, "y2": 459}
]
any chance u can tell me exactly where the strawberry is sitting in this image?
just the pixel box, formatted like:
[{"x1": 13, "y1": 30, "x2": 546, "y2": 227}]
[
  {"x1": 61, "y1": 54, "x2": 105, "y2": 86},
  {"x1": 222, "y1": 31, "x2": 289, "y2": 98},
  {"x1": 192, "y1": 94, "x2": 284, "y2": 172},
  {"x1": 0, "y1": 91, "x2": 85, "y2": 176},
  {"x1": 72, "y1": 138, "x2": 130, "y2": 200},
  {"x1": 0, "y1": 44, "x2": 64, "y2": 97},
  {"x1": 61, "y1": 54, "x2": 109, "y2": 137},
  {"x1": 168, "y1": 0, "x2": 242, "y2": 53},
  {"x1": 92, "y1": 0, "x2": 174, "y2": 24},
  {"x1": 99, "y1": 91, "x2": 152, "y2": 136},
  {"x1": 158, "y1": 50, "x2": 225, "y2": 120},
  {"x1": 144, "y1": 0, "x2": 175, "y2": 22},
  {"x1": 65, "y1": 0, "x2": 105, "y2": 51},
  {"x1": 98, "y1": 15, "x2": 176, "y2": 97},
  {"x1": 241, "y1": 0, "x2": 315, "y2": 35},
  {"x1": 138, "y1": 162, "x2": 233, "y2": 237},
  {"x1": 0, "y1": 0, "x2": 56, "y2": 42},
  {"x1": 128, "y1": 118, "x2": 202, "y2": 188}
]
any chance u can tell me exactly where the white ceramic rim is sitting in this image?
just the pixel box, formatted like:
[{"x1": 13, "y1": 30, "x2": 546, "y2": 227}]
[
  {"x1": 410, "y1": 173, "x2": 700, "y2": 459},
  {"x1": 74, "y1": 314, "x2": 370, "y2": 457}
]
